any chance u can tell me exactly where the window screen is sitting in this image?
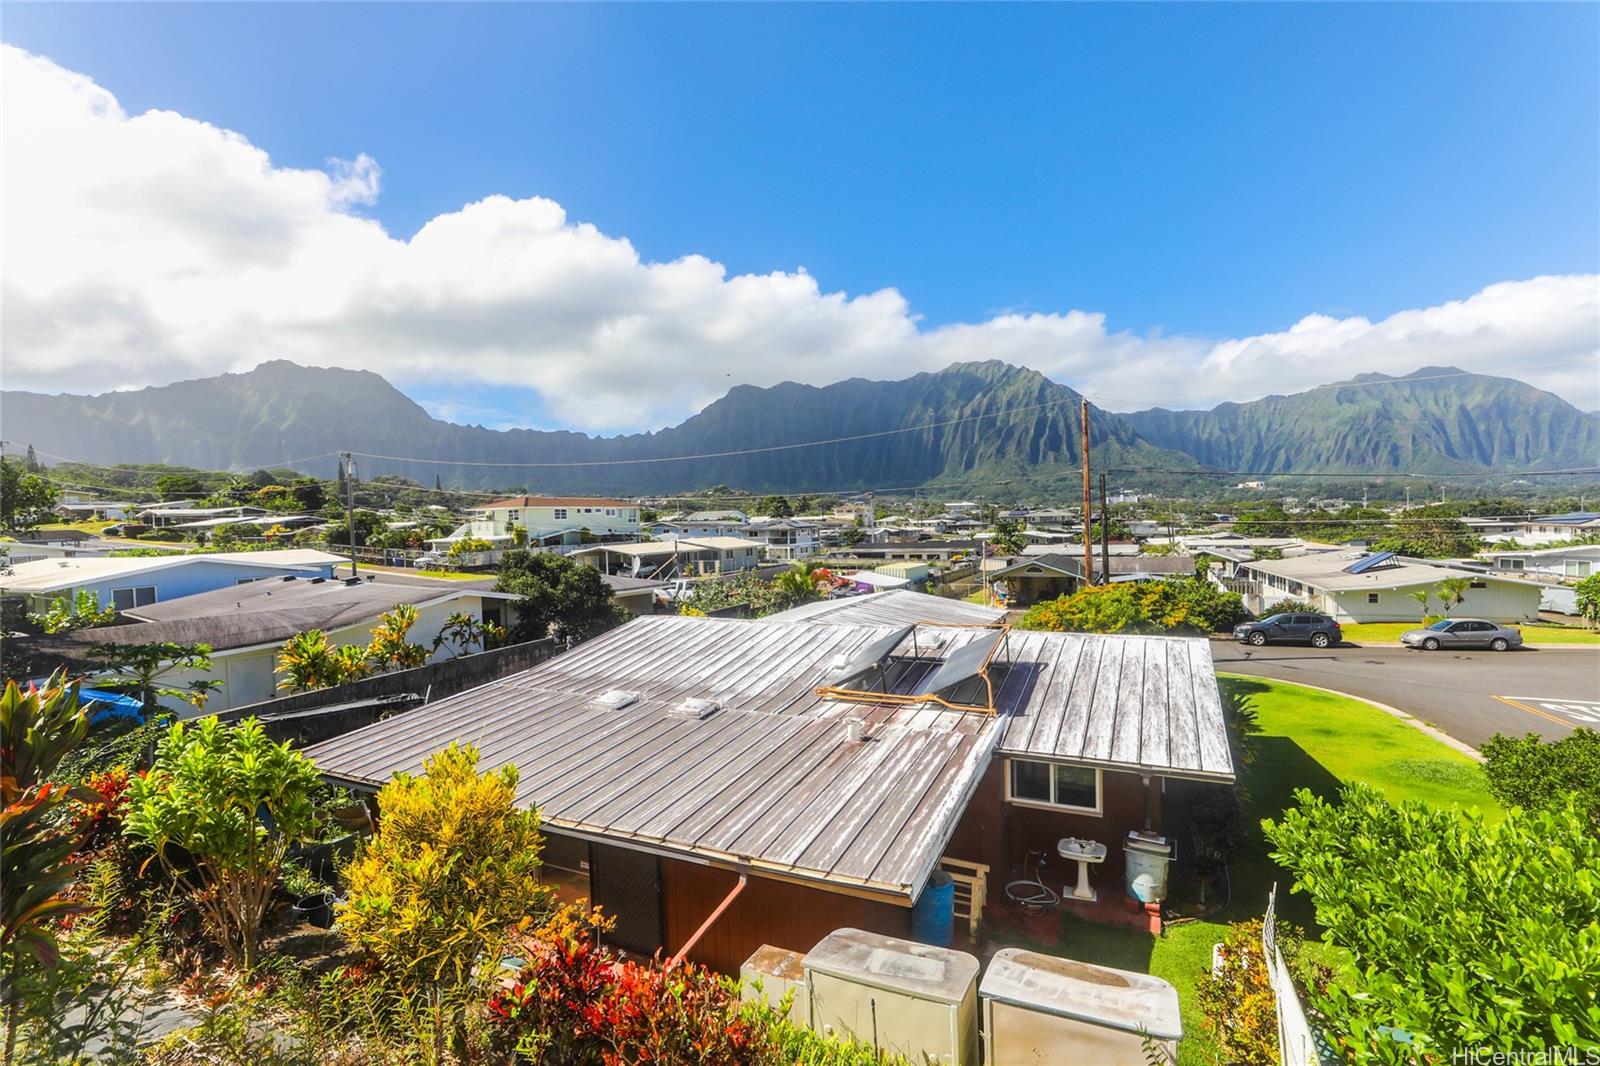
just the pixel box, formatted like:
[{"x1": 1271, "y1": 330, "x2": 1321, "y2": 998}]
[{"x1": 111, "y1": 586, "x2": 156, "y2": 611}]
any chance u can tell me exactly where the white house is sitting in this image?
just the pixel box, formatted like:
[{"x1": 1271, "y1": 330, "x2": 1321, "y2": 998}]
[
  {"x1": 135, "y1": 505, "x2": 267, "y2": 529},
  {"x1": 2, "y1": 549, "x2": 345, "y2": 615},
  {"x1": 53, "y1": 500, "x2": 139, "y2": 522},
  {"x1": 570, "y1": 536, "x2": 764, "y2": 577},
  {"x1": 62, "y1": 575, "x2": 520, "y2": 714},
  {"x1": 1233, "y1": 550, "x2": 1542, "y2": 624},
  {"x1": 744, "y1": 517, "x2": 818, "y2": 561},
  {"x1": 652, "y1": 511, "x2": 750, "y2": 538},
  {"x1": 1483, "y1": 544, "x2": 1600, "y2": 581},
  {"x1": 432, "y1": 496, "x2": 641, "y2": 550}
]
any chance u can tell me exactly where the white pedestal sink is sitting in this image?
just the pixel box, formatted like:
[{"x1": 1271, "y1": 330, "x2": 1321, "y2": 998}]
[{"x1": 1057, "y1": 837, "x2": 1108, "y2": 902}]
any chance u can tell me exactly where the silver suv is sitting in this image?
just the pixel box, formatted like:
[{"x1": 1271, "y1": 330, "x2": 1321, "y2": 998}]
[{"x1": 1400, "y1": 618, "x2": 1523, "y2": 652}]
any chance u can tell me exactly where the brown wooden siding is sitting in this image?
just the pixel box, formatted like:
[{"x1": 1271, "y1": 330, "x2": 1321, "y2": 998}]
[
  {"x1": 660, "y1": 859, "x2": 911, "y2": 974},
  {"x1": 943, "y1": 762, "x2": 1161, "y2": 889}
]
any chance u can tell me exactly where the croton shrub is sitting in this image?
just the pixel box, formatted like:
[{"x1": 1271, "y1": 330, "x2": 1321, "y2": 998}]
[{"x1": 488, "y1": 905, "x2": 901, "y2": 1066}]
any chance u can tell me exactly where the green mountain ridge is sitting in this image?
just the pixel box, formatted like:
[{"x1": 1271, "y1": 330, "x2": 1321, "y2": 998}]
[
  {"x1": 0, "y1": 360, "x2": 1200, "y2": 494},
  {"x1": 1123, "y1": 366, "x2": 1600, "y2": 475},
  {"x1": 5, "y1": 361, "x2": 1591, "y2": 495}
]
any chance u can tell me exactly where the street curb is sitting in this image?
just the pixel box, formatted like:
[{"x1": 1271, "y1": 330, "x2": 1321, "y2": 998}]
[
  {"x1": 1206, "y1": 634, "x2": 1599, "y2": 652},
  {"x1": 1215, "y1": 672, "x2": 1485, "y2": 763}
]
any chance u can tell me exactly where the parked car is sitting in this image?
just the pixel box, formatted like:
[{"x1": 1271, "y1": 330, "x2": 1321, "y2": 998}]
[
  {"x1": 1400, "y1": 618, "x2": 1523, "y2": 652},
  {"x1": 1233, "y1": 612, "x2": 1343, "y2": 648}
]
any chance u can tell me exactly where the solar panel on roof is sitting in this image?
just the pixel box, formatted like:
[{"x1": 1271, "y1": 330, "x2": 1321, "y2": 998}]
[
  {"x1": 918, "y1": 629, "x2": 1005, "y2": 695},
  {"x1": 829, "y1": 625, "x2": 914, "y2": 685},
  {"x1": 1343, "y1": 551, "x2": 1396, "y2": 575}
]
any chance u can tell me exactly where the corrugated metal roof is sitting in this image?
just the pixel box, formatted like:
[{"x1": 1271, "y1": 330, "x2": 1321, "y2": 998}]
[
  {"x1": 761, "y1": 590, "x2": 1005, "y2": 627},
  {"x1": 304, "y1": 615, "x2": 1231, "y2": 901}
]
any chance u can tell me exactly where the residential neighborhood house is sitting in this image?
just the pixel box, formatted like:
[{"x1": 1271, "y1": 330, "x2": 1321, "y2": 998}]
[
  {"x1": 1230, "y1": 550, "x2": 1543, "y2": 623},
  {"x1": 52, "y1": 574, "x2": 522, "y2": 713},
  {"x1": 0, "y1": 549, "x2": 346, "y2": 615},
  {"x1": 306, "y1": 611, "x2": 1232, "y2": 973}
]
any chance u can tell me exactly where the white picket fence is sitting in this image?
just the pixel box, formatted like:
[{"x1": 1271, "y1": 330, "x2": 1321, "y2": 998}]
[{"x1": 1263, "y1": 884, "x2": 1321, "y2": 1066}]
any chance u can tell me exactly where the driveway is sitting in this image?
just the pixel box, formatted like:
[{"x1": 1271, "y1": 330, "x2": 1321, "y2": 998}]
[{"x1": 1211, "y1": 642, "x2": 1600, "y2": 749}]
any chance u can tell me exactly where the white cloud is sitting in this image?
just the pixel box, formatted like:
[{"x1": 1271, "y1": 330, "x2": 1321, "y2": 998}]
[{"x1": 4, "y1": 44, "x2": 1597, "y2": 430}]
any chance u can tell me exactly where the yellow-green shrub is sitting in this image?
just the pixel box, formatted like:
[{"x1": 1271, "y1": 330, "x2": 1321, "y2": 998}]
[{"x1": 338, "y1": 744, "x2": 550, "y2": 990}]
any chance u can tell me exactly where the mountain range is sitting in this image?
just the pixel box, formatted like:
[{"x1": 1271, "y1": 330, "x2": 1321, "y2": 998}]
[{"x1": 3, "y1": 360, "x2": 1594, "y2": 495}]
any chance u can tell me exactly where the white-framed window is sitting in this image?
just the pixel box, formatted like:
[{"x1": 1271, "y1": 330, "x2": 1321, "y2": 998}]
[
  {"x1": 507, "y1": 509, "x2": 520, "y2": 523},
  {"x1": 1498, "y1": 558, "x2": 1524, "y2": 570},
  {"x1": 554, "y1": 508, "x2": 568, "y2": 520},
  {"x1": 605, "y1": 508, "x2": 616, "y2": 517},
  {"x1": 1567, "y1": 560, "x2": 1592, "y2": 577},
  {"x1": 1005, "y1": 759, "x2": 1102, "y2": 815},
  {"x1": 1367, "y1": 593, "x2": 1379, "y2": 604},
  {"x1": 111, "y1": 586, "x2": 157, "y2": 611}
]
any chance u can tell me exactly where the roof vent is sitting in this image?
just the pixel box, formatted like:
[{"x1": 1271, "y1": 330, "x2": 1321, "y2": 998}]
[
  {"x1": 844, "y1": 719, "x2": 864, "y2": 743},
  {"x1": 280, "y1": 575, "x2": 297, "y2": 582},
  {"x1": 670, "y1": 697, "x2": 719, "y2": 720},
  {"x1": 594, "y1": 689, "x2": 639, "y2": 710},
  {"x1": 310, "y1": 577, "x2": 325, "y2": 584}
]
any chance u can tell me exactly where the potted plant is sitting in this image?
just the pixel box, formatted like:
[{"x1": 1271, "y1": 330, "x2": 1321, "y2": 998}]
[{"x1": 283, "y1": 860, "x2": 336, "y2": 928}]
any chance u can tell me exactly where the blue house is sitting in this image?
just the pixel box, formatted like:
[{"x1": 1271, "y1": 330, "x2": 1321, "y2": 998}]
[{"x1": 2, "y1": 549, "x2": 345, "y2": 614}]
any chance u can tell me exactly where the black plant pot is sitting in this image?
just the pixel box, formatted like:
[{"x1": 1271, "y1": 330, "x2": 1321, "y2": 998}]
[{"x1": 293, "y1": 891, "x2": 336, "y2": 929}]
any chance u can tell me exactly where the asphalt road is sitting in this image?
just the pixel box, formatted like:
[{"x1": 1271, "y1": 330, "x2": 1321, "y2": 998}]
[{"x1": 1211, "y1": 642, "x2": 1600, "y2": 749}]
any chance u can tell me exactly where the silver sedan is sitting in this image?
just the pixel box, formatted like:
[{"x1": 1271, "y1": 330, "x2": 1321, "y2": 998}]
[{"x1": 1400, "y1": 618, "x2": 1524, "y2": 652}]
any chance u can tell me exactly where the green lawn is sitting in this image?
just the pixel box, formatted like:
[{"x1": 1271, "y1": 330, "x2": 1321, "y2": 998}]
[
  {"x1": 32, "y1": 519, "x2": 116, "y2": 534},
  {"x1": 1341, "y1": 621, "x2": 1600, "y2": 645},
  {"x1": 1002, "y1": 675, "x2": 1498, "y2": 1064},
  {"x1": 412, "y1": 568, "x2": 493, "y2": 581}
]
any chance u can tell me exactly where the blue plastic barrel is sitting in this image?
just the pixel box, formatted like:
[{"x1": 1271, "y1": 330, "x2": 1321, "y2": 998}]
[{"x1": 912, "y1": 870, "x2": 956, "y2": 945}]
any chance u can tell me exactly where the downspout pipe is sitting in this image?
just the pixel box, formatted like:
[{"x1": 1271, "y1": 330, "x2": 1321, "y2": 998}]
[{"x1": 668, "y1": 871, "x2": 749, "y2": 969}]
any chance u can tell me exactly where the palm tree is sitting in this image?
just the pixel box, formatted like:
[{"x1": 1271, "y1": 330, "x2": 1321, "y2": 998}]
[
  {"x1": 1407, "y1": 587, "x2": 1433, "y2": 623},
  {"x1": 773, "y1": 560, "x2": 830, "y2": 608},
  {"x1": 1435, "y1": 577, "x2": 1472, "y2": 616}
]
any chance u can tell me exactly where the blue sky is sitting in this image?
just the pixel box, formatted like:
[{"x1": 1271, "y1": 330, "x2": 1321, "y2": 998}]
[{"x1": 4, "y1": 3, "x2": 1597, "y2": 430}]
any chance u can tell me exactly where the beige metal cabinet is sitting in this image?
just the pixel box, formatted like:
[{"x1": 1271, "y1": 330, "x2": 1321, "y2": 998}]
[
  {"x1": 739, "y1": 944, "x2": 811, "y2": 1028},
  {"x1": 804, "y1": 928, "x2": 980, "y2": 1066},
  {"x1": 980, "y1": 948, "x2": 1182, "y2": 1066}
]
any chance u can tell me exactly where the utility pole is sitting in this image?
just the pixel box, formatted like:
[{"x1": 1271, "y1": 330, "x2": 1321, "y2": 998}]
[
  {"x1": 1099, "y1": 473, "x2": 1111, "y2": 586},
  {"x1": 341, "y1": 451, "x2": 358, "y2": 577},
  {"x1": 1080, "y1": 398, "x2": 1093, "y2": 587}
]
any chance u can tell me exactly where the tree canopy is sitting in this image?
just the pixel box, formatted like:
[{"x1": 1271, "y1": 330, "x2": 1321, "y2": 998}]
[{"x1": 496, "y1": 550, "x2": 628, "y2": 643}]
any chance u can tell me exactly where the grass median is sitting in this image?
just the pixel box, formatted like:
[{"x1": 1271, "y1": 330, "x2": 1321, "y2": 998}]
[{"x1": 1340, "y1": 621, "x2": 1600, "y2": 645}]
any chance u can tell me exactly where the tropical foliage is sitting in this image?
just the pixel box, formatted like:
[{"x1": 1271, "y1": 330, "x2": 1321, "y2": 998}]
[
  {"x1": 123, "y1": 717, "x2": 320, "y2": 970},
  {"x1": 1434, "y1": 576, "x2": 1472, "y2": 616},
  {"x1": 85, "y1": 641, "x2": 220, "y2": 711},
  {"x1": 1196, "y1": 917, "x2": 1330, "y2": 1066},
  {"x1": 275, "y1": 605, "x2": 431, "y2": 693},
  {"x1": 1018, "y1": 577, "x2": 1246, "y2": 634},
  {"x1": 989, "y1": 516, "x2": 1028, "y2": 555},
  {"x1": 340, "y1": 744, "x2": 550, "y2": 992},
  {"x1": 25, "y1": 590, "x2": 117, "y2": 634},
  {"x1": 1576, "y1": 573, "x2": 1600, "y2": 628},
  {"x1": 0, "y1": 458, "x2": 60, "y2": 531},
  {"x1": 1265, "y1": 784, "x2": 1600, "y2": 1059},
  {"x1": 1, "y1": 673, "x2": 94, "y2": 1064},
  {"x1": 1479, "y1": 727, "x2": 1600, "y2": 829},
  {"x1": 496, "y1": 549, "x2": 628, "y2": 643},
  {"x1": 432, "y1": 611, "x2": 505, "y2": 657},
  {"x1": 489, "y1": 904, "x2": 902, "y2": 1066}
]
